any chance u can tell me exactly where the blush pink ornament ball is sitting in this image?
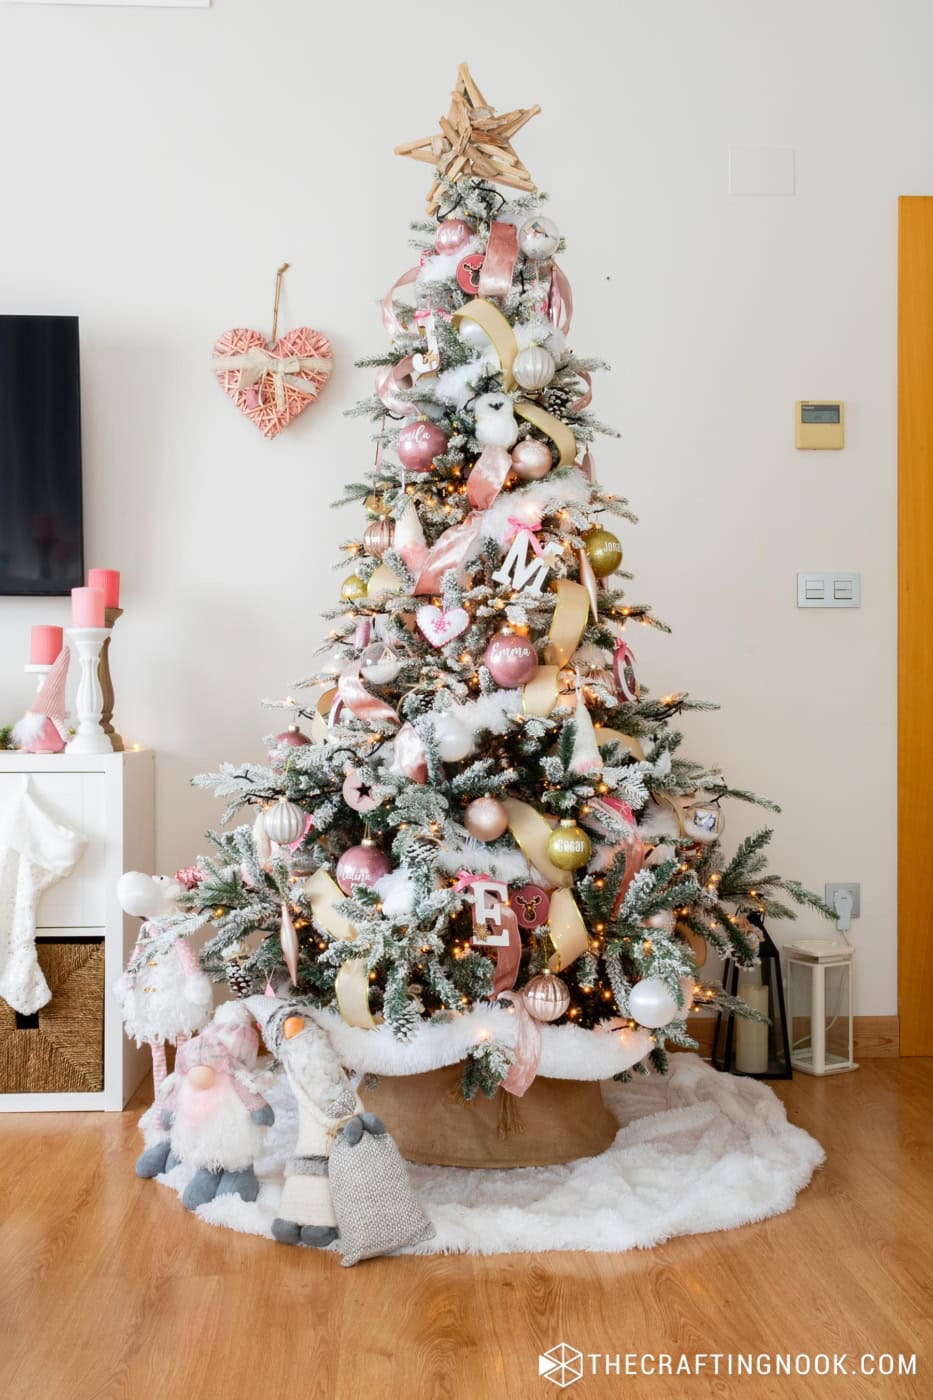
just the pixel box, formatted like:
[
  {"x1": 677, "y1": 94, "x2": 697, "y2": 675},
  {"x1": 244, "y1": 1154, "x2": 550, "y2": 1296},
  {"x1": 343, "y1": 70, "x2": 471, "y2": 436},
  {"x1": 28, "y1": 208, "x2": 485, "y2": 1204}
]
[
  {"x1": 484, "y1": 631, "x2": 539, "y2": 687},
  {"x1": 510, "y1": 439, "x2": 552, "y2": 481},
  {"x1": 397, "y1": 419, "x2": 448, "y2": 473},
  {"x1": 465, "y1": 796, "x2": 509, "y2": 842},
  {"x1": 335, "y1": 841, "x2": 391, "y2": 895},
  {"x1": 435, "y1": 219, "x2": 473, "y2": 254}
]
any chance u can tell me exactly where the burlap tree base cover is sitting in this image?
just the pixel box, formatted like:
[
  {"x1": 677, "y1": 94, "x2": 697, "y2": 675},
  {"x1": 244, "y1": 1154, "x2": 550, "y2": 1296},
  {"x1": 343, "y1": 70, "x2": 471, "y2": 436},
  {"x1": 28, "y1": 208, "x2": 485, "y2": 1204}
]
[{"x1": 361, "y1": 1066, "x2": 618, "y2": 1168}]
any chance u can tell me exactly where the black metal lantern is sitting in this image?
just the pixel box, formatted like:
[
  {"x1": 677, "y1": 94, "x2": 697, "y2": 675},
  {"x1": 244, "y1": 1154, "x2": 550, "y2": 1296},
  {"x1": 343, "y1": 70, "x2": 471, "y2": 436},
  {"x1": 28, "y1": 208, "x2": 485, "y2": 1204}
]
[{"x1": 712, "y1": 913, "x2": 792, "y2": 1079}]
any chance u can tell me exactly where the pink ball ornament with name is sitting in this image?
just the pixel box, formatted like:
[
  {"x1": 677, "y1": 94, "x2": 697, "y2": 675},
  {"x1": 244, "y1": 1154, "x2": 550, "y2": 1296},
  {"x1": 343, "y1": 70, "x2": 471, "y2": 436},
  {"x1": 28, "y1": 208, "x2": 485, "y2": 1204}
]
[
  {"x1": 335, "y1": 841, "x2": 391, "y2": 895},
  {"x1": 435, "y1": 219, "x2": 473, "y2": 254},
  {"x1": 397, "y1": 419, "x2": 448, "y2": 473},
  {"x1": 484, "y1": 631, "x2": 539, "y2": 687}
]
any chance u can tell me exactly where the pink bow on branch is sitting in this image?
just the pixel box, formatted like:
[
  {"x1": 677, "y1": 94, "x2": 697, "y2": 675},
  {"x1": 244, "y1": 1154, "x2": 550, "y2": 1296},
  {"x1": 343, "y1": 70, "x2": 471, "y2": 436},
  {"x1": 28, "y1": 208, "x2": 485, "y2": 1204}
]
[{"x1": 505, "y1": 517, "x2": 546, "y2": 557}]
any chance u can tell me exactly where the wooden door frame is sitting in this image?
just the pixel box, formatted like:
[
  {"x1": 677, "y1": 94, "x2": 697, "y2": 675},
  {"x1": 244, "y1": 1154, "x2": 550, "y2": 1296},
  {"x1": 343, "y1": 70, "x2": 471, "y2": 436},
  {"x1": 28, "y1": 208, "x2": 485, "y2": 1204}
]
[{"x1": 898, "y1": 196, "x2": 933, "y2": 1056}]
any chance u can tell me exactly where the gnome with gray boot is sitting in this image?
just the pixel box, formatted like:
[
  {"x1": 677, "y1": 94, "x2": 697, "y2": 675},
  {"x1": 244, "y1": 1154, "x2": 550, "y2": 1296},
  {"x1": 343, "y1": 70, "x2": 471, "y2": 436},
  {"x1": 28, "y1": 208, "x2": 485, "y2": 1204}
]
[
  {"x1": 159, "y1": 1001, "x2": 274, "y2": 1211},
  {"x1": 248, "y1": 996, "x2": 361, "y2": 1248},
  {"x1": 249, "y1": 997, "x2": 434, "y2": 1263}
]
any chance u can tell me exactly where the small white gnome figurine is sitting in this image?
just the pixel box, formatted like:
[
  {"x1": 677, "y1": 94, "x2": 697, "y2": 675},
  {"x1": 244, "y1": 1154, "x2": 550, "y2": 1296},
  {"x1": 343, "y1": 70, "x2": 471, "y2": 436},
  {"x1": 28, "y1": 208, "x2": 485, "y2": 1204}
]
[
  {"x1": 248, "y1": 996, "x2": 361, "y2": 1250},
  {"x1": 13, "y1": 648, "x2": 70, "y2": 753},
  {"x1": 158, "y1": 1001, "x2": 275, "y2": 1212},
  {"x1": 114, "y1": 870, "x2": 212, "y2": 1131}
]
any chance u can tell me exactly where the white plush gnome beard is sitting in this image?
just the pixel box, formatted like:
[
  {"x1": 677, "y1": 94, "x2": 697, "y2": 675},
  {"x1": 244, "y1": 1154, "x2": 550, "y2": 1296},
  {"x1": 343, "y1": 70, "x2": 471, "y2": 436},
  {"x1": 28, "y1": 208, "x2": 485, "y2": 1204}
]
[{"x1": 0, "y1": 777, "x2": 87, "y2": 1014}]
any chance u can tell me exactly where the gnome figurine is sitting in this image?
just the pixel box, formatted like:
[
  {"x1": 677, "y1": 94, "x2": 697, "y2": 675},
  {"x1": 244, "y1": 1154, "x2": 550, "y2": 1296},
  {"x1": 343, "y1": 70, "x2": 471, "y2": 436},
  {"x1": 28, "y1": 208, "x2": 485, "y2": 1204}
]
[
  {"x1": 114, "y1": 870, "x2": 213, "y2": 1179},
  {"x1": 248, "y1": 997, "x2": 361, "y2": 1249},
  {"x1": 13, "y1": 649, "x2": 70, "y2": 753},
  {"x1": 158, "y1": 1001, "x2": 275, "y2": 1212}
]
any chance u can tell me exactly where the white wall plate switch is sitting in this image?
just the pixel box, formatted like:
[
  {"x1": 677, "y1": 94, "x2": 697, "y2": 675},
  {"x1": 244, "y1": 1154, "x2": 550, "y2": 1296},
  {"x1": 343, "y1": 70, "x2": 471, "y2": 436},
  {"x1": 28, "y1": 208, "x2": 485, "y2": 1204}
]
[
  {"x1": 796, "y1": 572, "x2": 861, "y2": 608},
  {"x1": 729, "y1": 148, "x2": 796, "y2": 195}
]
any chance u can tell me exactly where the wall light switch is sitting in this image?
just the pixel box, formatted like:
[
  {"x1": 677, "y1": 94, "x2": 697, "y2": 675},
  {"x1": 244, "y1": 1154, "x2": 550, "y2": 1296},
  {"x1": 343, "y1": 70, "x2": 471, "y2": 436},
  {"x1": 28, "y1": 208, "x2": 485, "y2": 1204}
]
[
  {"x1": 728, "y1": 148, "x2": 796, "y2": 196},
  {"x1": 796, "y1": 572, "x2": 861, "y2": 608}
]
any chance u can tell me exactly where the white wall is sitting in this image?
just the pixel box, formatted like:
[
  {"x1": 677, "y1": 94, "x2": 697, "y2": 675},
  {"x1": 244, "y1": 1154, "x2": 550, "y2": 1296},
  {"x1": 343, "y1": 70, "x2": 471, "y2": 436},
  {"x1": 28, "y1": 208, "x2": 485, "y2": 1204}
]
[{"x1": 1, "y1": 0, "x2": 925, "y2": 1015}]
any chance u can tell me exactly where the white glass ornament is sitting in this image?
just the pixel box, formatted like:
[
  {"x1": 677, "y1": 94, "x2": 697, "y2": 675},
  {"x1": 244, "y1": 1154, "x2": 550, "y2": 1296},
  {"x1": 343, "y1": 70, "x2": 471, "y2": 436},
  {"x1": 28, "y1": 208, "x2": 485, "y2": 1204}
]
[
  {"x1": 360, "y1": 642, "x2": 402, "y2": 685},
  {"x1": 433, "y1": 710, "x2": 473, "y2": 762},
  {"x1": 512, "y1": 346, "x2": 557, "y2": 392},
  {"x1": 629, "y1": 977, "x2": 679, "y2": 1029},
  {"x1": 519, "y1": 216, "x2": 561, "y2": 261},
  {"x1": 263, "y1": 797, "x2": 306, "y2": 846},
  {"x1": 458, "y1": 319, "x2": 490, "y2": 351},
  {"x1": 473, "y1": 392, "x2": 519, "y2": 448}
]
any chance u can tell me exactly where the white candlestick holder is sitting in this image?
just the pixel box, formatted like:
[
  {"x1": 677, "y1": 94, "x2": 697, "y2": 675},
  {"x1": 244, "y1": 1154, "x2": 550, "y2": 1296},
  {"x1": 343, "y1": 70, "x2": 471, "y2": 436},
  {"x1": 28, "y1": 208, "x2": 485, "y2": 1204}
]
[
  {"x1": 24, "y1": 662, "x2": 52, "y2": 695},
  {"x1": 65, "y1": 627, "x2": 112, "y2": 754}
]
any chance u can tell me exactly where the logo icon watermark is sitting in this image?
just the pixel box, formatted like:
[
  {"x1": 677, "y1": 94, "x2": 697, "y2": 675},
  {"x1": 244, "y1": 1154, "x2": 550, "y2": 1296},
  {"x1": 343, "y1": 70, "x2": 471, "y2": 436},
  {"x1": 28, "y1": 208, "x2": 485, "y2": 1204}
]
[{"x1": 538, "y1": 1343, "x2": 584, "y2": 1388}]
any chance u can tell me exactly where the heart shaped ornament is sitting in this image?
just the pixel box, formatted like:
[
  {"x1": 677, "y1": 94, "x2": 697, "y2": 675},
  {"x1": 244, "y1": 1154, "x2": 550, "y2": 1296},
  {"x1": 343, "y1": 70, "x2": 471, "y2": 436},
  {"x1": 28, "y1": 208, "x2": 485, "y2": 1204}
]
[
  {"x1": 212, "y1": 326, "x2": 333, "y2": 439},
  {"x1": 416, "y1": 605, "x2": 470, "y2": 647}
]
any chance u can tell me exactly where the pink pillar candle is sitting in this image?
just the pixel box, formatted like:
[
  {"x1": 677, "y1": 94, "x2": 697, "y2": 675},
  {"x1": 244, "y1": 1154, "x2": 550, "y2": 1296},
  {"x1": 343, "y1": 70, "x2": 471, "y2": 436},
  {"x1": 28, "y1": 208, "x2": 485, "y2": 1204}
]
[
  {"x1": 30, "y1": 625, "x2": 63, "y2": 665},
  {"x1": 71, "y1": 587, "x2": 105, "y2": 628},
  {"x1": 87, "y1": 569, "x2": 120, "y2": 609}
]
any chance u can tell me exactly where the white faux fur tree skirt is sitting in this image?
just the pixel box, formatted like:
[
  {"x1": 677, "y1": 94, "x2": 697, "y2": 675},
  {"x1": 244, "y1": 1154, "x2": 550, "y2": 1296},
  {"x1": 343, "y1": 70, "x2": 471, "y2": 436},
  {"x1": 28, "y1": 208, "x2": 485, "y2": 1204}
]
[{"x1": 145, "y1": 1055, "x2": 824, "y2": 1255}]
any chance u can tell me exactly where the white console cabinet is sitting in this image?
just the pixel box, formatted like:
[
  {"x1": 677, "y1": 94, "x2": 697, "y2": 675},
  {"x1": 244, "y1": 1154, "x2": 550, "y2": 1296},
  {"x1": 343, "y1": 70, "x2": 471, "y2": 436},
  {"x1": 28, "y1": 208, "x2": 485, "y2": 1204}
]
[{"x1": 0, "y1": 750, "x2": 154, "y2": 1111}]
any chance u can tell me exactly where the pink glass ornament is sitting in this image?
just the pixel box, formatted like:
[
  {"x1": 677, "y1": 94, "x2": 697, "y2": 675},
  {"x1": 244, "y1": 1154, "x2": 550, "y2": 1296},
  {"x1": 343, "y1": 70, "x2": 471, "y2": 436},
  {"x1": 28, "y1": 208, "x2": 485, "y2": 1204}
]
[
  {"x1": 267, "y1": 725, "x2": 311, "y2": 765},
  {"x1": 335, "y1": 841, "x2": 391, "y2": 894},
  {"x1": 510, "y1": 439, "x2": 552, "y2": 481},
  {"x1": 397, "y1": 419, "x2": 448, "y2": 473},
  {"x1": 435, "y1": 219, "x2": 473, "y2": 254},
  {"x1": 464, "y1": 796, "x2": 509, "y2": 842},
  {"x1": 484, "y1": 631, "x2": 538, "y2": 687}
]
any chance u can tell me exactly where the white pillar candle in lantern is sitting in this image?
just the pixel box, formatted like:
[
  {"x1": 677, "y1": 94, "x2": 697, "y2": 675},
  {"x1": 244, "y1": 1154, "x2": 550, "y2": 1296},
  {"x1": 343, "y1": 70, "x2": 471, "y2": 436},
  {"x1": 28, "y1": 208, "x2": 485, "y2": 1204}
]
[
  {"x1": 735, "y1": 980, "x2": 770, "y2": 1074},
  {"x1": 784, "y1": 940, "x2": 858, "y2": 1076}
]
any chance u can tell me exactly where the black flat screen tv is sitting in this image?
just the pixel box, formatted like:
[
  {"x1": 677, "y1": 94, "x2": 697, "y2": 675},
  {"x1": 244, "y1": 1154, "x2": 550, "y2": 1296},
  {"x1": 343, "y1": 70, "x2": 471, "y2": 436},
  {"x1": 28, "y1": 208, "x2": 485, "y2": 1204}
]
[{"x1": 0, "y1": 315, "x2": 84, "y2": 595}]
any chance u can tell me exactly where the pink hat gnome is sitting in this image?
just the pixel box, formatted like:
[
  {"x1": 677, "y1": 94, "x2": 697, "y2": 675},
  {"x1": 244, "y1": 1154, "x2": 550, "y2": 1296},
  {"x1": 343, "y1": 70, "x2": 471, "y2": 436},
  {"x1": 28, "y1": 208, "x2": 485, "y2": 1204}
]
[{"x1": 13, "y1": 648, "x2": 70, "y2": 753}]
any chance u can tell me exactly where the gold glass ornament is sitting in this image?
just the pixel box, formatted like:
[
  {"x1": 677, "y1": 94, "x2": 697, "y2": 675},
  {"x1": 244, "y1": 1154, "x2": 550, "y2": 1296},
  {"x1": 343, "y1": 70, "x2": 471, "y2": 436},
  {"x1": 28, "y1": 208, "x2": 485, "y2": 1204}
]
[
  {"x1": 523, "y1": 971, "x2": 571, "y2": 1022},
  {"x1": 364, "y1": 492, "x2": 391, "y2": 518},
  {"x1": 363, "y1": 519, "x2": 395, "y2": 558},
  {"x1": 584, "y1": 528, "x2": 623, "y2": 578},
  {"x1": 546, "y1": 817, "x2": 592, "y2": 870},
  {"x1": 341, "y1": 574, "x2": 367, "y2": 601}
]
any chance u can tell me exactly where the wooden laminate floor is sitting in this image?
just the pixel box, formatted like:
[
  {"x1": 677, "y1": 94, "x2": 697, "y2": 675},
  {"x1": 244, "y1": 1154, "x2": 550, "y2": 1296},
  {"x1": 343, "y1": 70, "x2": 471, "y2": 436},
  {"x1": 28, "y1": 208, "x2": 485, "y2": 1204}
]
[{"x1": 1, "y1": 1059, "x2": 930, "y2": 1400}]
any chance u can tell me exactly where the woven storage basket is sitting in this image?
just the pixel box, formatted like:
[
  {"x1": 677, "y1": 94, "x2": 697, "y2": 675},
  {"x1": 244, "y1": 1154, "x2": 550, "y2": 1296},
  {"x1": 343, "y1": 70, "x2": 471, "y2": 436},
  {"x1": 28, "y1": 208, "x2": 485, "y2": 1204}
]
[
  {"x1": 0, "y1": 938, "x2": 105, "y2": 1094},
  {"x1": 360, "y1": 1064, "x2": 618, "y2": 1168}
]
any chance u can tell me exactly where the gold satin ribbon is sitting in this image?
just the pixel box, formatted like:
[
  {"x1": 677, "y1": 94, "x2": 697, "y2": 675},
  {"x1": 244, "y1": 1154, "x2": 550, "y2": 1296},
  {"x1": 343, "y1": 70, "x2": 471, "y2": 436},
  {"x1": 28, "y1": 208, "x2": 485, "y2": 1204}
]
[
  {"x1": 514, "y1": 400, "x2": 577, "y2": 466},
  {"x1": 310, "y1": 687, "x2": 338, "y2": 743},
  {"x1": 502, "y1": 797, "x2": 572, "y2": 889},
  {"x1": 522, "y1": 664, "x2": 560, "y2": 718},
  {"x1": 595, "y1": 727, "x2": 646, "y2": 761},
  {"x1": 304, "y1": 868, "x2": 375, "y2": 1029},
  {"x1": 547, "y1": 886, "x2": 589, "y2": 972},
  {"x1": 367, "y1": 562, "x2": 404, "y2": 598},
  {"x1": 545, "y1": 580, "x2": 590, "y2": 667},
  {"x1": 452, "y1": 300, "x2": 517, "y2": 388}
]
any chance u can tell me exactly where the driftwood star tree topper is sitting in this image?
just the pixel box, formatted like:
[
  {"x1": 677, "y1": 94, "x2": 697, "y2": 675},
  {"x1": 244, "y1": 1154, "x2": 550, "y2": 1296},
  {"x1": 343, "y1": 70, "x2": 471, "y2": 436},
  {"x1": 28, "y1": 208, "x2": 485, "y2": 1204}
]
[{"x1": 395, "y1": 63, "x2": 541, "y2": 215}]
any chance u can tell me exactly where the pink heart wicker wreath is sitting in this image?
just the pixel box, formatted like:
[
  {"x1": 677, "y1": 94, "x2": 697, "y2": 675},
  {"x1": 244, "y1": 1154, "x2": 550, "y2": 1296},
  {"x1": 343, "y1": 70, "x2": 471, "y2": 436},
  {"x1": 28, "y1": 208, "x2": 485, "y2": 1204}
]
[{"x1": 212, "y1": 326, "x2": 333, "y2": 439}]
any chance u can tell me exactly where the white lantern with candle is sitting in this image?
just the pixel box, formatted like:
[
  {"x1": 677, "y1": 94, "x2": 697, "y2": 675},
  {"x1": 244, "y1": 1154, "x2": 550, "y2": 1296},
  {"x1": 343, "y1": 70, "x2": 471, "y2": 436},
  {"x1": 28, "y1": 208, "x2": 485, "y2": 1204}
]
[{"x1": 784, "y1": 940, "x2": 858, "y2": 1076}]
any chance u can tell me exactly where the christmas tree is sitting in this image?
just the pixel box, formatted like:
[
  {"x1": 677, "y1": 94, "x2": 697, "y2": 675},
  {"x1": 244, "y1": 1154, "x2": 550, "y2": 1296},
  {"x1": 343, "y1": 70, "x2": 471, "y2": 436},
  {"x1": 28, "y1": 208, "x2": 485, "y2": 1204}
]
[{"x1": 176, "y1": 66, "x2": 829, "y2": 1098}]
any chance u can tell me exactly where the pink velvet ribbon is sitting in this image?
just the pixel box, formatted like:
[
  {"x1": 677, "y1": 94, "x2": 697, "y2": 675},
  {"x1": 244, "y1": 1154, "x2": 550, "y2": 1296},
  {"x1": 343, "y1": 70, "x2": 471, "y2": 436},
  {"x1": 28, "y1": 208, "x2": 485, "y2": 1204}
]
[
  {"x1": 490, "y1": 908, "x2": 522, "y2": 996},
  {"x1": 393, "y1": 722, "x2": 428, "y2": 782},
  {"x1": 613, "y1": 639, "x2": 639, "y2": 701},
  {"x1": 413, "y1": 513, "x2": 483, "y2": 595},
  {"x1": 452, "y1": 868, "x2": 486, "y2": 893},
  {"x1": 478, "y1": 221, "x2": 519, "y2": 299},
  {"x1": 467, "y1": 444, "x2": 512, "y2": 510},
  {"x1": 337, "y1": 673, "x2": 400, "y2": 727},
  {"x1": 588, "y1": 795, "x2": 645, "y2": 913},
  {"x1": 548, "y1": 264, "x2": 574, "y2": 334},
  {"x1": 381, "y1": 267, "x2": 420, "y2": 338},
  {"x1": 569, "y1": 371, "x2": 592, "y2": 414},
  {"x1": 374, "y1": 353, "x2": 419, "y2": 417},
  {"x1": 354, "y1": 617, "x2": 373, "y2": 650},
  {"x1": 496, "y1": 990, "x2": 542, "y2": 1097}
]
